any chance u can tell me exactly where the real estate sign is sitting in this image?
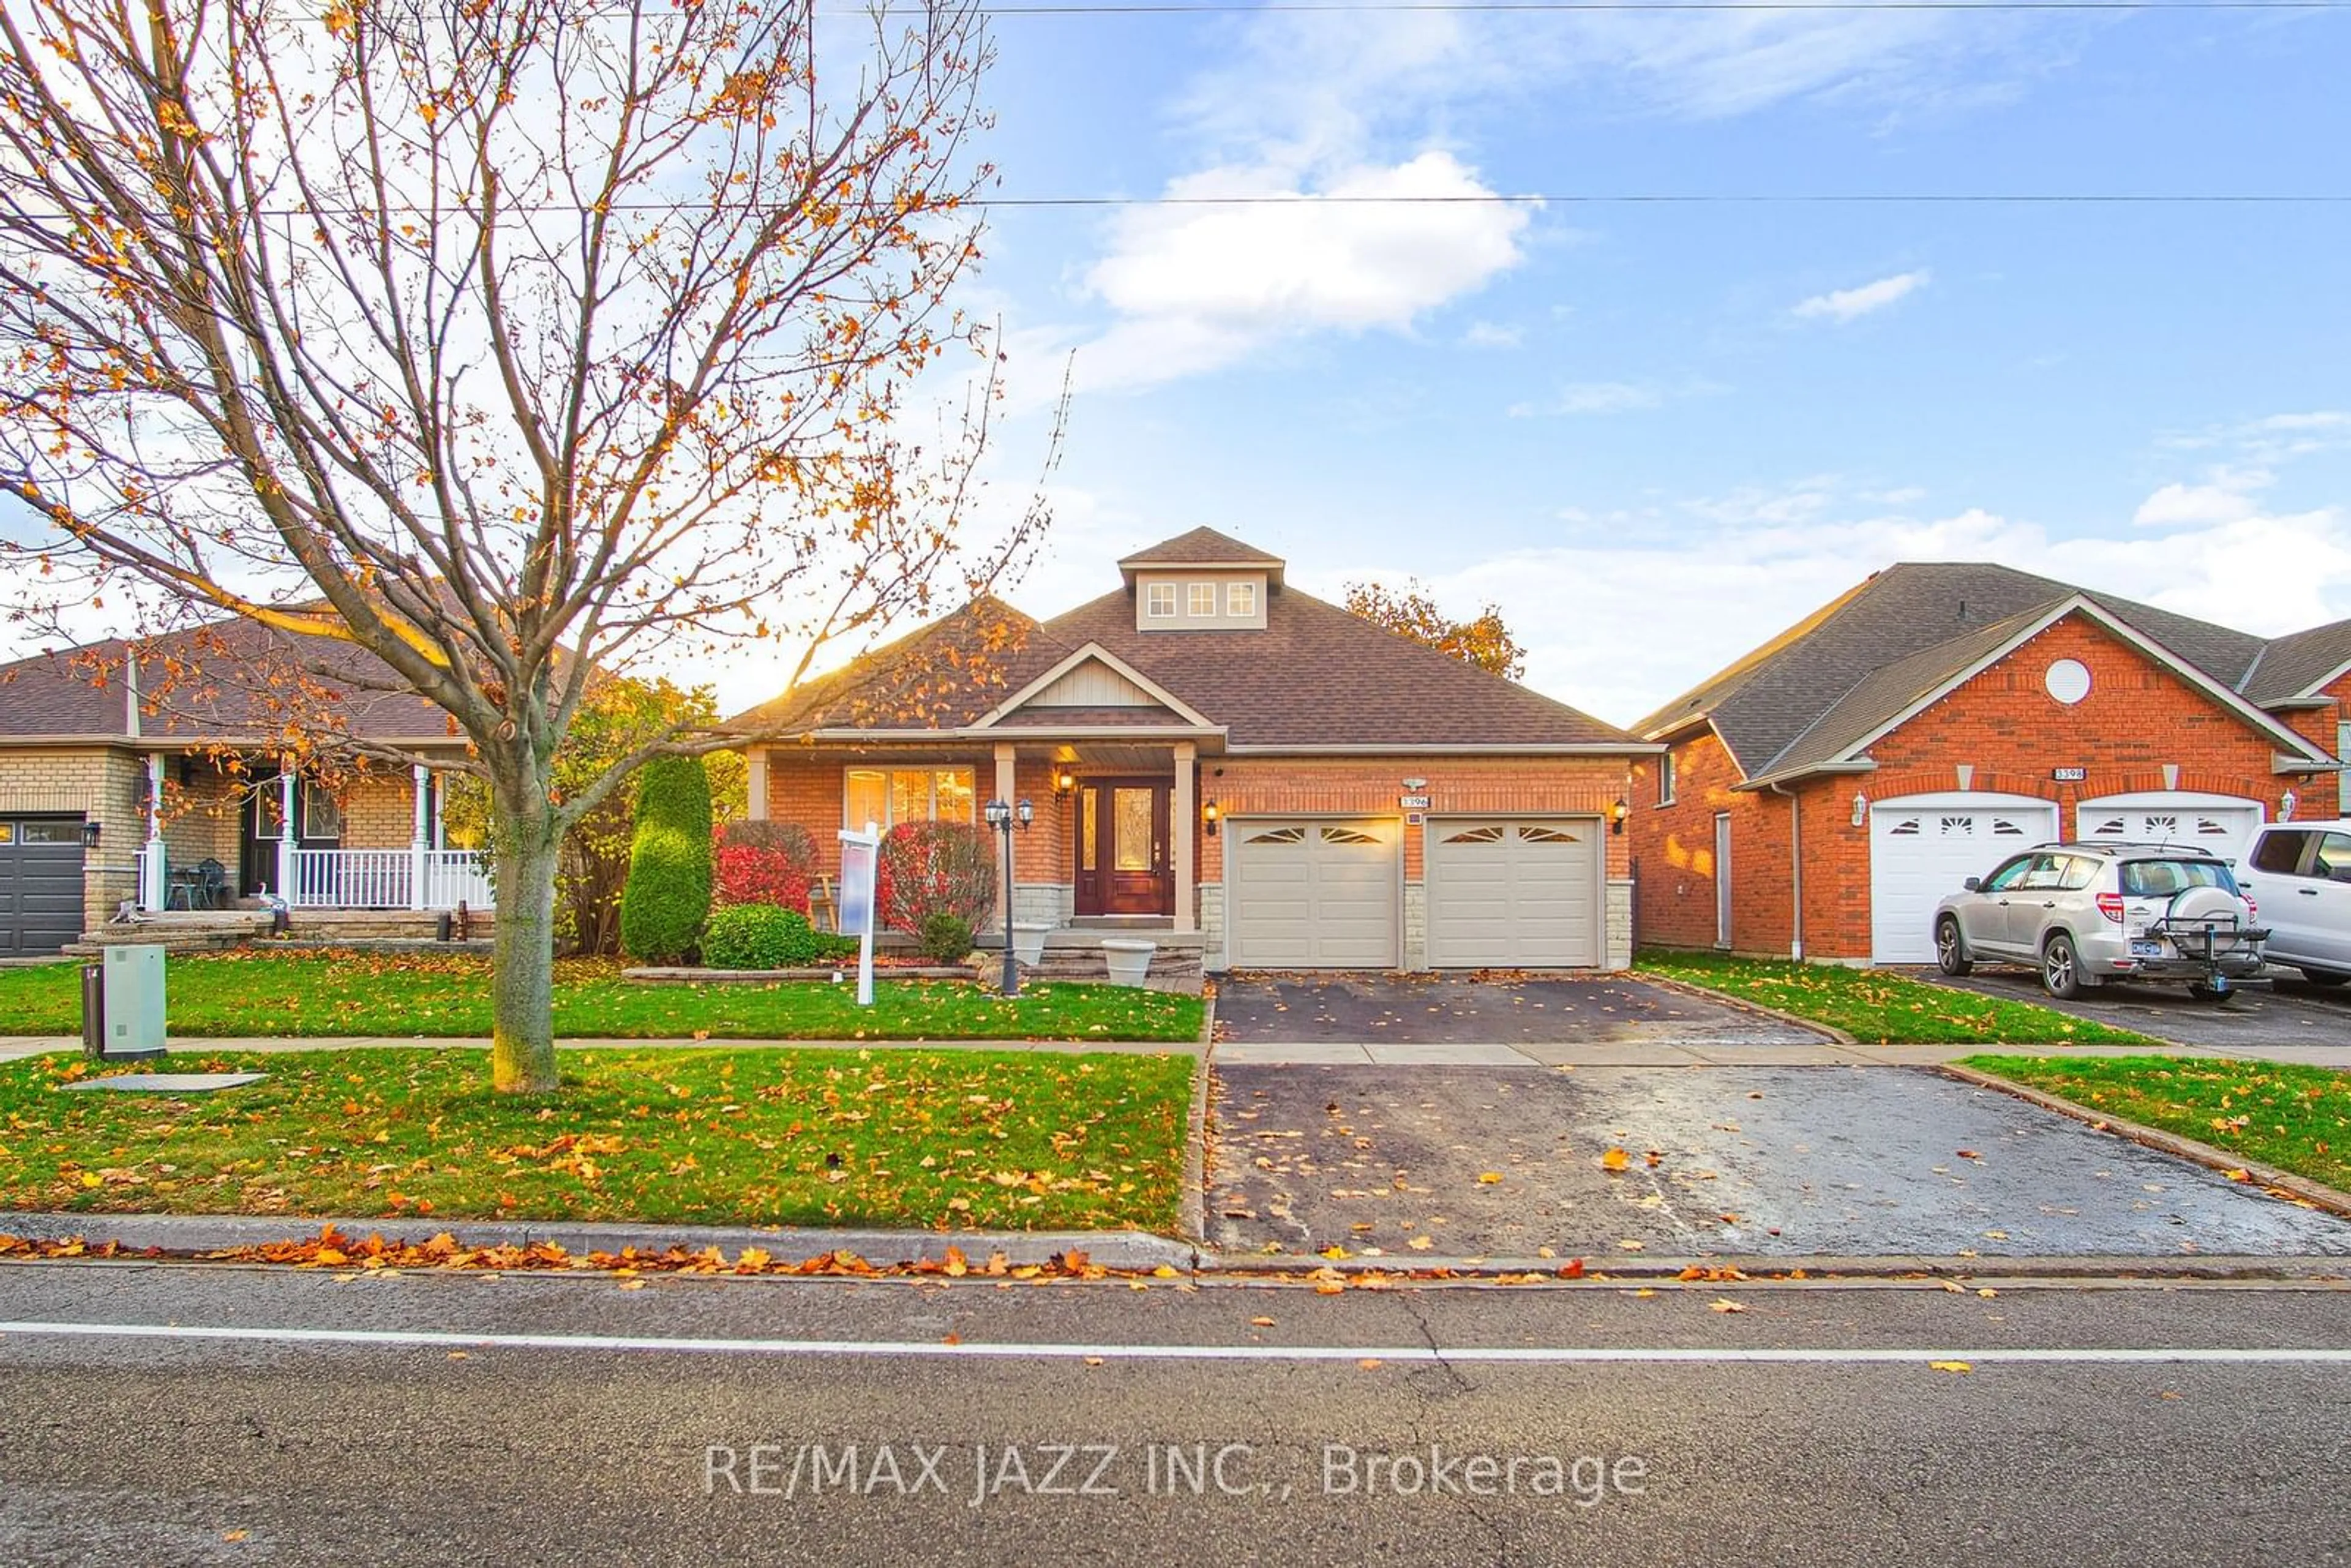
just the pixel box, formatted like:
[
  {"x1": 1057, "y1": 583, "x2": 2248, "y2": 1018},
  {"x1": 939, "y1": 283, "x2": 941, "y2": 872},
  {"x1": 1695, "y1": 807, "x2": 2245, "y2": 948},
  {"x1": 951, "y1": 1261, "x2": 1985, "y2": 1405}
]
[{"x1": 838, "y1": 823, "x2": 880, "y2": 1007}]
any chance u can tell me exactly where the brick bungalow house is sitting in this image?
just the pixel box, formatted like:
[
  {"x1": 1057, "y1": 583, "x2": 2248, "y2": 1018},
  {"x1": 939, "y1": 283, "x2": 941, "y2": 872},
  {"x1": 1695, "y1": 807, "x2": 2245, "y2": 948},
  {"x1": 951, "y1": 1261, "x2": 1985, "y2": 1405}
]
[
  {"x1": 1629, "y1": 563, "x2": 2351, "y2": 966},
  {"x1": 0, "y1": 618, "x2": 487, "y2": 954},
  {"x1": 729, "y1": 528, "x2": 1654, "y2": 975}
]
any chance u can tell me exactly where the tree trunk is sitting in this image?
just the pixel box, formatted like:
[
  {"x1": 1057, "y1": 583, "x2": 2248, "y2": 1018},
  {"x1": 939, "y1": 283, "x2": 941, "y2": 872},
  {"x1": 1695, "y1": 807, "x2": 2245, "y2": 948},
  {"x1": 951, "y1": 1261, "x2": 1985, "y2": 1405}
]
[{"x1": 490, "y1": 799, "x2": 564, "y2": 1095}]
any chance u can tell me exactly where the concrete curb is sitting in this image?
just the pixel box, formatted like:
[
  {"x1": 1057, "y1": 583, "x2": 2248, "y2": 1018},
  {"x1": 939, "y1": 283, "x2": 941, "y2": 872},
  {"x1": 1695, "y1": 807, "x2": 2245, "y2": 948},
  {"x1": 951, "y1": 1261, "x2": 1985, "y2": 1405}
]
[
  {"x1": 1940, "y1": 1063, "x2": 2351, "y2": 1222},
  {"x1": 1630, "y1": 970, "x2": 1860, "y2": 1048},
  {"x1": 1204, "y1": 1249, "x2": 2351, "y2": 1282},
  {"x1": 0, "y1": 1210, "x2": 1197, "y2": 1272}
]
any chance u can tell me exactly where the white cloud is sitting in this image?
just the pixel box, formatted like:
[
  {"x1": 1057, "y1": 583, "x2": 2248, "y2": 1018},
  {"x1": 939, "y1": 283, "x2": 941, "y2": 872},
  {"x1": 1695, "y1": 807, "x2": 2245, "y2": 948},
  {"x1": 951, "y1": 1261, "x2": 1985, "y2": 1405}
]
[
  {"x1": 1461, "y1": 320, "x2": 1524, "y2": 350},
  {"x1": 1793, "y1": 269, "x2": 1930, "y2": 324},
  {"x1": 2134, "y1": 481, "x2": 2260, "y2": 531},
  {"x1": 1509, "y1": 377, "x2": 1726, "y2": 419},
  {"x1": 1071, "y1": 152, "x2": 1532, "y2": 394}
]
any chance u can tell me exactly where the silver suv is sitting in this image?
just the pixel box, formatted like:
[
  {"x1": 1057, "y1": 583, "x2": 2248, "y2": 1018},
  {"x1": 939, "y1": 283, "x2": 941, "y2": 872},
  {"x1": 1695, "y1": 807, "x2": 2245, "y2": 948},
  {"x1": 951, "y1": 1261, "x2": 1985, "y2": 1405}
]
[{"x1": 1932, "y1": 842, "x2": 2267, "y2": 1001}]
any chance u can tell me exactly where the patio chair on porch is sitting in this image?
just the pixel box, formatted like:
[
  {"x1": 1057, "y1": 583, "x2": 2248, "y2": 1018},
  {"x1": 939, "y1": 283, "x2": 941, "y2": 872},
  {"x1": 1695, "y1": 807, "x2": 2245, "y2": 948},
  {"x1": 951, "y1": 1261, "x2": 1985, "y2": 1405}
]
[{"x1": 195, "y1": 858, "x2": 230, "y2": 910}]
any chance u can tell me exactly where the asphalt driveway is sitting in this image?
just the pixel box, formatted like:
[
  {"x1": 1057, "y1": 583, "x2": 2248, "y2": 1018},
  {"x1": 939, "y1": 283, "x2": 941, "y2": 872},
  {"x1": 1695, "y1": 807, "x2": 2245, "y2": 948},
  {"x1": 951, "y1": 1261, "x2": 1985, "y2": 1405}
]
[
  {"x1": 1214, "y1": 973, "x2": 1826, "y2": 1048},
  {"x1": 1916, "y1": 966, "x2": 2351, "y2": 1053},
  {"x1": 1207, "y1": 1063, "x2": 2351, "y2": 1261}
]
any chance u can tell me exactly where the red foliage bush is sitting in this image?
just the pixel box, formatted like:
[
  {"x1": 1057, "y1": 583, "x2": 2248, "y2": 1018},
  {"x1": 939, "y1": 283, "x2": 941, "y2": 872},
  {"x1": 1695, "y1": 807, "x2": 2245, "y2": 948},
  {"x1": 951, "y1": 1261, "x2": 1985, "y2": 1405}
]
[
  {"x1": 713, "y1": 820, "x2": 816, "y2": 913},
  {"x1": 876, "y1": 820, "x2": 997, "y2": 936}
]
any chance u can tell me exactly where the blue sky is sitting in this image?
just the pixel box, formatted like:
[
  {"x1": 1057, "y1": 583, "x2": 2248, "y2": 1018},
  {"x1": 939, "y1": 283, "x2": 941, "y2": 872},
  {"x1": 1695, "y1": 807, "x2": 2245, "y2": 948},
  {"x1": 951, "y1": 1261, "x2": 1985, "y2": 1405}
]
[{"x1": 932, "y1": 1, "x2": 2351, "y2": 727}]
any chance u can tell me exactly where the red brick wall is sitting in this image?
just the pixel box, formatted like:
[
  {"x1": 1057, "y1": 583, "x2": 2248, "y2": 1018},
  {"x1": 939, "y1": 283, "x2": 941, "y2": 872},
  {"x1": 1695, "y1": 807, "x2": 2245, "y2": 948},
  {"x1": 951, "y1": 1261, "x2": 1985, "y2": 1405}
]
[
  {"x1": 1201, "y1": 755, "x2": 1635, "y2": 883},
  {"x1": 1797, "y1": 614, "x2": 2292, "y2": 959}
]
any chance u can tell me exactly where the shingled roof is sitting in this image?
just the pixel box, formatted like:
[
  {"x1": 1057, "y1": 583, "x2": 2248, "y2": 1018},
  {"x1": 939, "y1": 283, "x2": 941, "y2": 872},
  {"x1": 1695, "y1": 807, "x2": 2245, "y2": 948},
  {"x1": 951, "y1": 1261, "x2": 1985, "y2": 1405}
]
[
  {"x1": 727, "y1": 533, "x2": 1638, "y2": 751},
  {"x1": 0, "y1": 619, "x2": 454, "y2": 744},
  {"x1": 2241, "y1": 617, "x2": 2351, "y2": 707},
  {"x1": 1633, "y1": 561, "x2": 2327, "y2": 783}
]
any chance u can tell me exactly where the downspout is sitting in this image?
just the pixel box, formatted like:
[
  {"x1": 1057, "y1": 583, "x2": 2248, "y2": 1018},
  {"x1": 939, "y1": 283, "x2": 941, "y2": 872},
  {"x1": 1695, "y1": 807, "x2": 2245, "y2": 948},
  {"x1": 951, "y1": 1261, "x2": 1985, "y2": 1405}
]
[{"x1": 1769, "y1": 783, "x2": 1804, "y2": 962}]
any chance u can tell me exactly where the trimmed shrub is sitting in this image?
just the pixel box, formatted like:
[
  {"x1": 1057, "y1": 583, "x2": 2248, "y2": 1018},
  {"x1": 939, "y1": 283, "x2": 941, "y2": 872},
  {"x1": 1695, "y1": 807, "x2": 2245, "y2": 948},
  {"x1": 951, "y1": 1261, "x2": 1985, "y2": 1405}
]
[
  {"x1": 876, "y1": 820, "x2": 998, "y2": 936},
  {"x1": 714, "y1": 819, "x2": 817, "y2": 912},
  {"x1": 618, "y1": 755, "x2": 713, "y2": 964},
  {"x1": 700, "y1": 904, "x2": 858, "y2": 970},
  {"x1": 917, "y1": 912, "x2": 975, "y2": 964}
]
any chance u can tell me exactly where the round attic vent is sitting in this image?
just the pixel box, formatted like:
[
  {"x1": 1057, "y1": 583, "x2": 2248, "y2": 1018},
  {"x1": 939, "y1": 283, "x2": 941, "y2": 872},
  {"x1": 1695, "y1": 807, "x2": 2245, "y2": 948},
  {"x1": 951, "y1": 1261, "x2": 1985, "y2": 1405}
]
[{"x1": 2044, "y1": 658, "x2": 2091, "y2": 705}]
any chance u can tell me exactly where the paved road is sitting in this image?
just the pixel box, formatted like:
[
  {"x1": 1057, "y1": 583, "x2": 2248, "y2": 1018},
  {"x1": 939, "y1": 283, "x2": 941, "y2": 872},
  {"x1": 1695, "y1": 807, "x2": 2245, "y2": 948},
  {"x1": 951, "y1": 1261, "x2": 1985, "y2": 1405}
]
[
  {"x1": 1917, "y1": 967, "x2": 2351, "y2": 1051},
  {"x1": 4, "y1": 1261, "x2": 2349, "y2": 1566},
  {"x1": 1210, "y1": 1063, "x2": 2351, "y2": 1260},
  {"x1": 1215, "y1": 975, "x2": 1824, "y2": 1048}
]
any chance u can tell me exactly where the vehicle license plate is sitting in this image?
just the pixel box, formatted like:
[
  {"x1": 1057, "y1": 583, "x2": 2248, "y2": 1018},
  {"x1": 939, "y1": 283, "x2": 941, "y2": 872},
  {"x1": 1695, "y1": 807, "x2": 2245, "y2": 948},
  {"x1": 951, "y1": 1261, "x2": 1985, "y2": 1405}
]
[{"x1": 2130, "y1": 940, "x2": 2164, "y2": 958}]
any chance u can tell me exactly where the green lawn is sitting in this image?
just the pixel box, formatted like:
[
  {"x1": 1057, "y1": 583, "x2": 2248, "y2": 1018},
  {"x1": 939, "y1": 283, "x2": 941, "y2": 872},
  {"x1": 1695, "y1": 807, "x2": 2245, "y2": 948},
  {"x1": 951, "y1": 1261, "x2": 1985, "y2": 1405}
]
[
  {"x1": 0, "y1": 951, "x2": 1202, "y2": 1043},
  {"x1": 1968, "y1": 1054, "x2": 2351, "y2": 1195},
  {"x1": 0, "y1": 1045, "x2": 1194, "y2": 1230},
  {"x1": 1637, "y1": 950, "x2": 2161, "y2": 1046}
]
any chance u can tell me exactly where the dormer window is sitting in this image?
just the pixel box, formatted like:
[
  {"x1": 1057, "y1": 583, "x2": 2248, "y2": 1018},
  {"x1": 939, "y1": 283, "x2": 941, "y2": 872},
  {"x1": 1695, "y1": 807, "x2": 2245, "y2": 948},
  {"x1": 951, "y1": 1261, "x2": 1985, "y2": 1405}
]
[
  {"x1": 1226, "y1": 581, "x2": 1257, "y2": 618},
  {"x1": 1187, "y1": 582, "x2": 1216, "y2": 617},
  {"x1": 1146, "y1": 583, "x2": 1177, "y2": 618}
]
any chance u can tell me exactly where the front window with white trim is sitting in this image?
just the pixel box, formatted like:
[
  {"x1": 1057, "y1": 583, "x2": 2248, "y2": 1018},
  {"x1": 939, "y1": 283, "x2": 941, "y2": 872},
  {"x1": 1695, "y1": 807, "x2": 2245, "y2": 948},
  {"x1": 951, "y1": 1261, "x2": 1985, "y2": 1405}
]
[
  {"x1": 844, "y1": 767, "x2": 975, "y2": 830},
  {"x1": 1146, "y1": 583, "x2": 1177, "y2": 618}
]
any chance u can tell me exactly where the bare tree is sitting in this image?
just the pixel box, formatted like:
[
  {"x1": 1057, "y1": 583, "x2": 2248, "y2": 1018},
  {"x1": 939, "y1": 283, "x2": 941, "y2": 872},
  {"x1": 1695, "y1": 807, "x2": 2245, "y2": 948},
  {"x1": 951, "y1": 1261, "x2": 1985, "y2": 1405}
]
[{"x1": 0, "y1": 0, "x2": 1048, "y2": 1092}]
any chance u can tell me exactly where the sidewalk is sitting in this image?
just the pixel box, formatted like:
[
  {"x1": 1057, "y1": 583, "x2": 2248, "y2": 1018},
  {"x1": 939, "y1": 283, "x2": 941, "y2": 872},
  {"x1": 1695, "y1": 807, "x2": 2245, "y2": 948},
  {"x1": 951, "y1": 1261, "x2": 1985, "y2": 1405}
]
[
  {"x1": 0, "y1": 1034, "x2": 1203, "y2": 1063},
  {"x1": 1211, "y1": 1038, "x2": 2351, "y2": 1068}
]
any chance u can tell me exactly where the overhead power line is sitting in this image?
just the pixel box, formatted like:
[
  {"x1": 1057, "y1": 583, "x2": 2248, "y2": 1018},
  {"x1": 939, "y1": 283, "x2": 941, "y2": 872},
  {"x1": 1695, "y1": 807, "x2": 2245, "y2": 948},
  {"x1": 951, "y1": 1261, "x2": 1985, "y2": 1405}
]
[
  {"x1": 966, "y1": 191, "x2": 2351, "y2": 204},
  {"x1": 946, "y1": 1, "x2": 2351, "y2": 10}
]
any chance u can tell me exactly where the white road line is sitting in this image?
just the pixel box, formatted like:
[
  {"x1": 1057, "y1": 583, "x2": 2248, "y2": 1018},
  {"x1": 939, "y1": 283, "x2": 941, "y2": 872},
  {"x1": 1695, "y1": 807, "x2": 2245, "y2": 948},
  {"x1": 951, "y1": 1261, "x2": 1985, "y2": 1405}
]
[{"x1": 1, "y1": 1320, "x2": 2347, "y2": 1364}]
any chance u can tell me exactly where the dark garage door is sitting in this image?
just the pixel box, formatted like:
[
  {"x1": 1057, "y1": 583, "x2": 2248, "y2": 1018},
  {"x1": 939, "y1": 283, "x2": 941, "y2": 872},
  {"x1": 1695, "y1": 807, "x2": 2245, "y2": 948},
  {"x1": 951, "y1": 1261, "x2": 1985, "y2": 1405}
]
[{"x1": 1, "y1": 817, "x2": 86, "y2": 955}]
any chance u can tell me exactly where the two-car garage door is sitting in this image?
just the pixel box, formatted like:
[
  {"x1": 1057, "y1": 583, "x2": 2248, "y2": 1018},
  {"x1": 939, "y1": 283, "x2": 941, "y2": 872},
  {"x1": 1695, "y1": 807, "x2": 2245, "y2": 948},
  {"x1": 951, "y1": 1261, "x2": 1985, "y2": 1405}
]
[
  {"x1": 1225, "y1": 815, "x2": 1602, "y2": 970},
  {"x1": 1, "y1": 816, "x2": 87, "y2": 956}
]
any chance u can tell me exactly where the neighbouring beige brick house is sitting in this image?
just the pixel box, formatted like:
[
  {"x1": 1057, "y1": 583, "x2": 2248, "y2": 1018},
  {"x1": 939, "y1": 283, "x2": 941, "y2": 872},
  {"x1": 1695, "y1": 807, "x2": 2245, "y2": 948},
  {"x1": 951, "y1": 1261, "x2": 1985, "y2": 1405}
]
[
  {"x1": 0, "y1": 617, "x2": 487, "y2": 954},
  {"x1": 729, "y1": 528, "x2": 1656, "y2": 976}
]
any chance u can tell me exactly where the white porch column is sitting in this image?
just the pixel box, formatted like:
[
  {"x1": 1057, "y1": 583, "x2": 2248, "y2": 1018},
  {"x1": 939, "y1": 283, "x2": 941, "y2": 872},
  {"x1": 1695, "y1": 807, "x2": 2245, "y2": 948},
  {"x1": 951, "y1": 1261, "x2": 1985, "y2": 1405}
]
[
  {"x1": 1171, "y1": 741, "x2": 1196, "y2": 934},
  {"x1": 746, "y1": 748, "x2": 770, "y2": 821},
  {"x1": 409, "y1": 763, "x2": 431, "y2": 910},
  {"x1": 140, "y1": 752, "x2": 168, "y2": 912},
  {"x1": 994, "y1": 741, "x2": 1018, "y2": 936},
  {"x1": 276, "y1": 767, "x2": 298, "y2": 902}
]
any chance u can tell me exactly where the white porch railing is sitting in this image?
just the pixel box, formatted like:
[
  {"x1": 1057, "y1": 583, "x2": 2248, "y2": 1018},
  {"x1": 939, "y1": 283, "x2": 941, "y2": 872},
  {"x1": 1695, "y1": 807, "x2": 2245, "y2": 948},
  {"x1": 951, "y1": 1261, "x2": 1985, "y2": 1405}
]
[
  {"x1": 418, "y1": 849, "x2": 495, "y2": 911},
  {"x1": 288, "y1": 847, "x2": 493, "y2": 910},
  {"x1": 130, "y1": 846, "x2": 492, "y2": 911}
]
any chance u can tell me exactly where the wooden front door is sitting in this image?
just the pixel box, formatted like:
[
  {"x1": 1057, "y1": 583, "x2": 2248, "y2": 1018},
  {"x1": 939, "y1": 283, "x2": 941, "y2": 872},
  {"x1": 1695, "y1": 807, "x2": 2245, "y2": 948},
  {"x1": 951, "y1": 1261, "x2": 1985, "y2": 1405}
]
[{"x1": 1074, "y1": 779, "x2": 1171, "y2": 916}]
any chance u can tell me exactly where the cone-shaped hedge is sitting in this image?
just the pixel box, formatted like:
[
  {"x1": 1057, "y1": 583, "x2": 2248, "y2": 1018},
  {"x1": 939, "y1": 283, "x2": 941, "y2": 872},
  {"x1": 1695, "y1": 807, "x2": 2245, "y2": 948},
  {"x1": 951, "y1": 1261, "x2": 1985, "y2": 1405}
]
[{"x1": 618, "y1": 755, "x2": 713, "y2": 963}]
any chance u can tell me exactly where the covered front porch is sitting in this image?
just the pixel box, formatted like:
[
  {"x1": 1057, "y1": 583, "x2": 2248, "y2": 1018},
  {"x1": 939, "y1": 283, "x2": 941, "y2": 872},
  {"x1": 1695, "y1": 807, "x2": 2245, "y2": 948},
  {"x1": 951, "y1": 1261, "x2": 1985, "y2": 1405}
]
[
  {"x1": 126, "y1": 750, "x2": 490, "y2": 915},
  {"x1": 750, "y1": 729, "x2": 1213, "y2": 985}
]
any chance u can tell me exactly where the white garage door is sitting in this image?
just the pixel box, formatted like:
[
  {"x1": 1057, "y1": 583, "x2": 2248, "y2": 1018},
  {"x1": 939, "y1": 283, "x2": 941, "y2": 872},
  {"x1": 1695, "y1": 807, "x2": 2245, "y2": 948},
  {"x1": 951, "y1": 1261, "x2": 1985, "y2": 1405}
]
[
  {"x1": 1425, "y1": 818, "x2": 1602, "y2": 969},
  {"x1": 1870, "y1": 795, "x2": 2059, "y2": 964},
  {"x1": 1227, "y1": 819, "x2": 1400, "y2": 969},
  {"x1": 2075, "y1": 793, "x2": 2265, "y2": 866}
]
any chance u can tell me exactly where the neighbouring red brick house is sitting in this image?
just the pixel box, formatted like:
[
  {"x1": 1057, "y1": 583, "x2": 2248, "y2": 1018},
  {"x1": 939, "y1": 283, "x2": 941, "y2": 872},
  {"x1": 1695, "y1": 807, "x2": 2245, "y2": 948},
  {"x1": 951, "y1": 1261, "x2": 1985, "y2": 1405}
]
[
  {"x1": 1629, "y1": 563, "x2": 2351, "y2": 966},
  {"x1": 729, "y1": 528, "x2": 1654, "y2": 977}
]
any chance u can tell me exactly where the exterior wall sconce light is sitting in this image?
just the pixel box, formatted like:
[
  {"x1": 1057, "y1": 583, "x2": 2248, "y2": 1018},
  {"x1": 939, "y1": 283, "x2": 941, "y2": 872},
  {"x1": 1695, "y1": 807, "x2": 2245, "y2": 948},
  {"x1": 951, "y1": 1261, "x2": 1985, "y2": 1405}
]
[
  {"x1": 983, "y1": 798, "x2": 1035, "y2": 997},
  {"x1": 81, "y1": 819, "x2": 100, "y2": 850},
  {"x1": 1851, "y1": 792, "x2": 1868, "y2": 828},
  {"x1": 1401, "y1": 776, "x2": 1428, "y2": 792},
  {"x1": 1054, "y1": 769, "x2": 1076, "y2": 795},
  {"x1": 1610, "y1": 799, "x2": 1630, "y2": 835},
  {"x1": 1202, "y1": 799, "x2": 1220, "y2": 837},
  {"x1": 2281, "y1": 790, "x2": 2298, "y2": 822}
]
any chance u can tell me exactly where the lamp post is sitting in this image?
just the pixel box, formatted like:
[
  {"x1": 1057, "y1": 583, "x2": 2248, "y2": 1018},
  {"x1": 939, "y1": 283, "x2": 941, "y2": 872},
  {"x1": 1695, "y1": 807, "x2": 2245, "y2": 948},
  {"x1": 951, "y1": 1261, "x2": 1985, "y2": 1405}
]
[{"x1": 983, "y1": 796, "x2": 1034, "y2": 996}]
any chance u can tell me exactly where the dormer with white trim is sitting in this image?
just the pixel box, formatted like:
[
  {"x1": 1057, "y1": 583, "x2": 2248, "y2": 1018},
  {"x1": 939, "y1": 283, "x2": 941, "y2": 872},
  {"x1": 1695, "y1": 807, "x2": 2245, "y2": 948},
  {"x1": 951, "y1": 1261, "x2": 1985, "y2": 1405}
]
[{"x1": 1117, "y1": 527, "x2": 1284, "y2": 634}]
